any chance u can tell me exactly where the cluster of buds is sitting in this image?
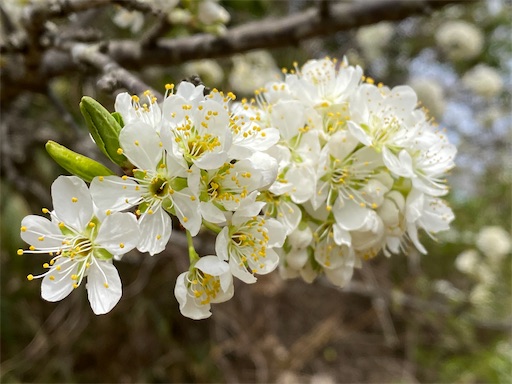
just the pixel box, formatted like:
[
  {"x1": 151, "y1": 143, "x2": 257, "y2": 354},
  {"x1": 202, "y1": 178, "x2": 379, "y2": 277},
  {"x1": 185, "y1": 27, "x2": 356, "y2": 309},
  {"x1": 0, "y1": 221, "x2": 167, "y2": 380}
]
[{"x1": 18, "y1": 58, "x2": 456, "y2": 319}]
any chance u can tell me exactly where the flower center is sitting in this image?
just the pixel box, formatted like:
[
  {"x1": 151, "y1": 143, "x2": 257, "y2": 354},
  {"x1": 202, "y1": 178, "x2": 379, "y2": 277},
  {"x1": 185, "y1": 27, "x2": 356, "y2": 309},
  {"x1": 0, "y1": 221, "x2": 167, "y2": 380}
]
[{"x1": 189, "y1": 270, "x2": 221, "y2": 305}]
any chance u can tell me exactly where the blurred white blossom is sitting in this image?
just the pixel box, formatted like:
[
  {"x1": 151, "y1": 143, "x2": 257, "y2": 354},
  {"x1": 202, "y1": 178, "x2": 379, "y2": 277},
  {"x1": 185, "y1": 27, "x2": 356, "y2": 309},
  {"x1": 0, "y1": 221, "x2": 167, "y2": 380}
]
[
  {"x1": 435, "y1": 20, "x2": 484, "y2": 61},
  {"x1": 462, "y1": 65, "x2": 504, "y2": 99},
  {"x1": 455, "y1": 249, "x2": 480, "y2": 275},
  {"x1": 183, "y1": 59, "x2": 224, "y2": 86},
  {"x1": 409, "y1": 77, "x2": 446, "y2": 120},
  {"x1": 229, "y1": 51, "x2": 281, "y2": 95},
  {"x1": 356, "y1": 22, "x2": 394, "y2": 61},
  {"x1": 476, "y1": 226, "x2": 511, "y2": 262}
]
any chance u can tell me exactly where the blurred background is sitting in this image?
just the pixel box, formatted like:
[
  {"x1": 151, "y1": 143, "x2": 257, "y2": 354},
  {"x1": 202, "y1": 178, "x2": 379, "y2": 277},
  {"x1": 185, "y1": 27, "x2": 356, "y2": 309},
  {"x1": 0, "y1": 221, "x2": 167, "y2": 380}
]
[{"x1": 1, "y1": 0, "x2": 511, "y2": 383}]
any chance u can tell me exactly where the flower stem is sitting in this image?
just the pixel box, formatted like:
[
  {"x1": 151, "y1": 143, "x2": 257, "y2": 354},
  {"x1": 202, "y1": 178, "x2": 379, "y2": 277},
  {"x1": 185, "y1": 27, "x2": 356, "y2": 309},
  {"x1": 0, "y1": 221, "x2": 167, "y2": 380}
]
[
  {"x1": 202, "y1": 220, "x2": 222, "y2": 234},
  {"x1": 186, "y1": 230, "x2": 200, "y2": 264}
]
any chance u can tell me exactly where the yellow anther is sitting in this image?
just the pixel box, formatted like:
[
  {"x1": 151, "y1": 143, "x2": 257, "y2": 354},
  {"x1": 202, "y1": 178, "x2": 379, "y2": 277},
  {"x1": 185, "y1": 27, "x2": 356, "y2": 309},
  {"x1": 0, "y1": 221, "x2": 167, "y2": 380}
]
[
  {"x1": 20, "y1": 226, "x2": 27, "y2": 232},
  {"x1": 98, "y1": 176, "x2": 104, "y2": 182},
  {"x1": 42, "y1": 208, "x2": 49, "y2": 214},
  {"x1": 182, "y1": 216, "x2": 189, "y2": 223},
  {"x1": 106, "y1": 210, "x2": 112, "y2": 216},
  {"x1": 71, "y1": 274, "x2": 78, "y2": 280},
  {"x1": 131, "y1": 95, "x2": 140, "y2": 102},
  {"x1": 29, "y1": 245, "x2": 35, "y2": 251},
  {"x1": 104, "y1": 283, "x2": 109, "y2": 288},
  {"x1": 17, "y1": 249, "x2": 24, "y2": 255},
  {"x1": 148, "y1": 209, "x2": 154, "y2": 215},
  {"x1": 156, "y1": 234, "x2": 162, "y2": 240},
  {"x1": 56, "y1": 265, "x2": 61, "y2": 271},
  {"x1": 58, "y1": 222, "x2": 65, "y2": 228},
  {"x1": 117, "y1": 148, "x2": 124, "y2": 155},
  {"x1": 119, "y1": 243, "x2": 125, "y2": 249},
  {"x1": 71, "y1": 197, "x2": 78, "y2": 203},
  {"x1": 134, "y1": 140, "x2": 140, "y2": 146},
  {"x1": 27, "y1": 274, "x2": 34, "y2": 281},
  {"x1": 88, "y1": 222, "x2": 95, "y2": 228},
  {"x1": 37, "y1": 236, "x2": 44, "y2": 241},
  {"x1": 73, "y1": 283, "x2": 79, "y2": 289},
  {"x1": 165, "y1": 83, "x2": 174, "y2": 90},
  {"x1": 49, "y1": 276, "x2": 55, "y2": 281},
  {"x1": 43, "y1": 263, "x2": 49, "y2": 268},
  {"x1": 122, "y1": 175, "x2": 128, "y2": 180}
]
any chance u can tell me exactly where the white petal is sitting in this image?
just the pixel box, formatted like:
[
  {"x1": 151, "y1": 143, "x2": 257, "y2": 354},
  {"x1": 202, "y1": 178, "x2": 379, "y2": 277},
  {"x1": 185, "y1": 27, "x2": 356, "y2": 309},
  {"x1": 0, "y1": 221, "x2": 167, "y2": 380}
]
[
  {"x1": 229, "y1": 257, "x2": 257, "y2": 284},
  {"x1": 333, "y1": 223, "x2": 351, "y2": 246},
  {"x1": 249, "y1": 247, "x2": 279, "y2": 275},
  {"x1": 86, "y1": 261, "x2": 122, "y2": 315},
  {"x1": 265, "y1": 219, "x2": 286, "y2": 248},
  {"x1": 277, "y1": 201, "x2": 301, "y2": 235},
  {"x1": 194, "y1": 151, "x2": 228, "y2": 170},
  {"x1": 41, "y1": 258, "x2": 77, "y2": 302},
  {"x1": 21, "y1": 215, "x2": 64, "y2": 249},
  {"x1": 52, "y1": 176, "x2": 93, "y2": 231},
  {"x1": 325, "y1": 265, "x2": 354, "y2": 288},
  {"x1": 200, "y1": 201, "x2": 226, "y2": 224},
  {"x1": 119, "y1": 123, "x2": 163, "y2": 170},
  {"x1": 90, "y1": 176, "x2": 142, "y2": 211},
  {"x1": 174, "y1": 272, "x2": 212, "y2": 320},
  {"x1": 172, "y1": 188, "x2": 201, "y2": 236},
  {"x1": 286, "y1": 248, "x2": 309, "y2": 270},
  {"x1": 333, "y1": 199, "x2": 372, "y2": 231},
  {"x1": 195, "y1": 255, "x2": 229, "y2": 276},
  {"x1": 215, "y1": 228, "x2": 230, "y2": 261},
  {"x1": 347, "y1": 121, "x2": 372, "y2": 146},
  {"x1": 137, "y1": 208, "x2": 172, "y2": 255},
  {"x1": 246, "y1": 152, "x2": 278, "y2": 189},
  {"x1": 95, "y1": 212, "x2": 140, "y2": 255},
  {"x1": 383, "y1": 147, "x2": 414, "y2": 178}
]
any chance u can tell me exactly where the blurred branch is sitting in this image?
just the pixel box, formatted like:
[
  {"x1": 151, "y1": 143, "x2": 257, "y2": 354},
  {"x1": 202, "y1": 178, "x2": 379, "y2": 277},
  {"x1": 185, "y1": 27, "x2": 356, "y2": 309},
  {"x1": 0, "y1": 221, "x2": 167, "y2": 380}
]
[
  {"x1": 105, "y1": 0, "x2": 461, "y2": 67},
  {"x1": 2, "y1": 0, "x2": 460, "y2": 105},
  {"x1": 70, "y1": 44, "x2": 163, "y2": 98}
]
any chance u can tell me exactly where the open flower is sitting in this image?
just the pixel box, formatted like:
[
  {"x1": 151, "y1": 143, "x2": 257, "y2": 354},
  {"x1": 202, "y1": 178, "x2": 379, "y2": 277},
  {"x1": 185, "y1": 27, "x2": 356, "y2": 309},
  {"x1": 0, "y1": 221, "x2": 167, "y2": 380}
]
[
  {"x1": 161, "y1": 86, "x2": 233, "y2": 170},
  {"x1": 215, "y1": 193, "x2": 286, "y2": 283},
  {"x1": 19, "y1": 176, "x2": 140, "y2": 315},
  {"x1": 174, "y1": 255, "x2": 233, "y2": 320},
  {"x1": 90, "y1": 123, "x2": 200, "y2": 255}
]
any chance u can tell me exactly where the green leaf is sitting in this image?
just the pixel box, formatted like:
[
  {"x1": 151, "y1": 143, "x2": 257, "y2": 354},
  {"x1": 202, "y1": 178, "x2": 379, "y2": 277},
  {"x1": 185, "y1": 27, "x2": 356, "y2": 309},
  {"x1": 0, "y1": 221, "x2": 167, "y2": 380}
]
[
  {"x1": 45, "y1": 140, "x2": 115, "y2": 183},
  {"x1": 111, "y1": 111, "x2": 125, "y2": 128},
  {"x1": 79, "y1": 96, "x2": 130, "y2": 168}
]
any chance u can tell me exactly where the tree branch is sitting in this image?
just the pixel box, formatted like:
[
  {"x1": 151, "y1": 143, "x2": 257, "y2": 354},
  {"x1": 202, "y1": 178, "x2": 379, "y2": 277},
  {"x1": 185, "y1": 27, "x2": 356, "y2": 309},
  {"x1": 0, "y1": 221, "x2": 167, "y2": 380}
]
[
  {"x1": 71, "y1": 44, "x2": 163, "y2": 98},
  {"x1": 2, "y1": 0, "x2": 460, "y2": 105},
  {"x1": 105, "y1": 0, "x2": 461, "y2": 68}
]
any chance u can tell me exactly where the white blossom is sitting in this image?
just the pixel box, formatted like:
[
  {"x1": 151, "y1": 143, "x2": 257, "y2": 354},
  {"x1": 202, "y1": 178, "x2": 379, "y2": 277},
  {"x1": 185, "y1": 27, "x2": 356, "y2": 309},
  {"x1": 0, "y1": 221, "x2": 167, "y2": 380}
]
[
  {"x1": 174, "y1": 256, "x2": 233, "y2": 320},
  {"x1": 462, "y1": 65, "x2": 504, "y2": 99},
  {"x1": 435, "y1": 20, "x2": 484, "y2": 61},
  {"x1": 19, "y1": 176, "x2": 140, "y2": 315},
  {"x1": 475, "y1": 226, "x2": 511, "y2": 262},
  {"x1": 215, "y1": 193, "x2": 286, "y2": 283}
]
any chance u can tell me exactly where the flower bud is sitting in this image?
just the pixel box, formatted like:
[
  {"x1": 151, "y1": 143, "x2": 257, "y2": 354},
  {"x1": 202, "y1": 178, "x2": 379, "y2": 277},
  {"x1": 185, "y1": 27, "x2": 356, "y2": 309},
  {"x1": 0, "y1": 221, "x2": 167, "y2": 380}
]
[{"x1": 45, "y1": 141, "x2": 115, "y2": 183}]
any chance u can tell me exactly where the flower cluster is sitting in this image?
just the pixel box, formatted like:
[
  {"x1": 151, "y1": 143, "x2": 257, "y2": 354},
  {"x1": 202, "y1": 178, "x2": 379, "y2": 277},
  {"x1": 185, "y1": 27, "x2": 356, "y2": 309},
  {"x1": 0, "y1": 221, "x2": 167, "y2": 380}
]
[
  {"x1": 19, "y1": 57, "x2": 456, "y2": 319},
  {"x1": 254, "y1": 58, "x2": 456, "y2": 287}
]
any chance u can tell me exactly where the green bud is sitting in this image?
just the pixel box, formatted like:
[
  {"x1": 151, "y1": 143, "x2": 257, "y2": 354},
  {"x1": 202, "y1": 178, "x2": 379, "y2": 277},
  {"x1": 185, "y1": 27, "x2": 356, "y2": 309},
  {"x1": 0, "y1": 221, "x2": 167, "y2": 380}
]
[
  {"x1": 45, "y1": 141, "x2": 115, "y2": 183},
  {"x1": 79, "y1": 96, "x2": 130, "y2": 168}
]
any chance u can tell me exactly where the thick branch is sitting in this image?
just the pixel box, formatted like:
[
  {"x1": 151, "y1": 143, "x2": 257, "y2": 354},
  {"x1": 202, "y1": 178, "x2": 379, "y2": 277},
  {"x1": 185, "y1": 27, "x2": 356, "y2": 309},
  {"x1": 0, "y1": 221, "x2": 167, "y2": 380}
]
[
  {"x1": 71, "y1": 44, "x2": 163, "y2": 98},
  {"x1": 2, "y1": 0, "x2": 460, "y2": 105},
  {"x1": 106, "y1": 0, "x2": 460, "y2": 67}
]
